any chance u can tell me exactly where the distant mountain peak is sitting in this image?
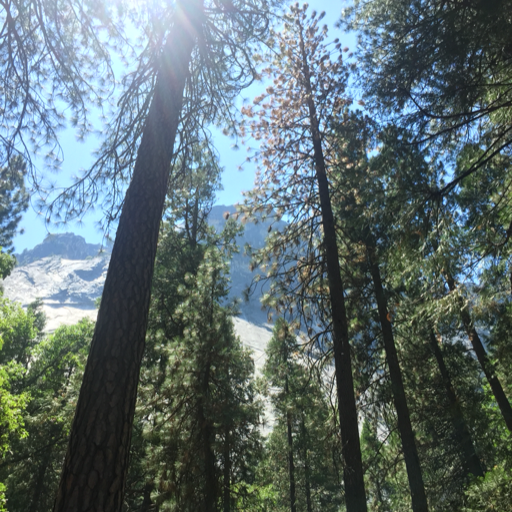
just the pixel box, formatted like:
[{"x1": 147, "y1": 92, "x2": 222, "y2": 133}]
[{"x1": 15, "y1": 232, "x2": 111, "y2": 266}]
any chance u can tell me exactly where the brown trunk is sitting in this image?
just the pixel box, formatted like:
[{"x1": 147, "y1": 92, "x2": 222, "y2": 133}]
[
  {"x1": 52, "y1": 3, "x2": 204, "y2": 511},
  {"x1": 298, "y1": 29, "x2": 367, "y2": 512},
  {"x1": 140, "y1": 482, "x2": 154, "y2": 512},
  {"x1": 367, "y1": 245, "x2": 429, "y2": 512},
  {"x1": 428, "y1": 331, "x2": 484, "y2": 477},
  {"x1": 445, "y1": 274, "x2": 512, "y2": 432}
]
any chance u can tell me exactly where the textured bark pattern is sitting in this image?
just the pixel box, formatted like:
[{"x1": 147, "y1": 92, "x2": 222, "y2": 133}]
[
  {"x1": 298, "y1": 30, "x2": 368, "y2": 512},
  {"x1": 446, "y1": 274, "x2": 512, "y2": 432},
  {"x1": 367, "y1": 246, "x2": 429, "y2": 512},
  {"x1": 53, "y1": 3, "x2": 204, "y2": 511},
  {"x1": 428, "y1": 331, "x2": 484, "y2": 477}
]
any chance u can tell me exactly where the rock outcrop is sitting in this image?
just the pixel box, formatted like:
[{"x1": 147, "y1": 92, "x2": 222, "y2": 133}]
[{"x1": 4, "y1": 209, "x2": 277, "y2": 360}]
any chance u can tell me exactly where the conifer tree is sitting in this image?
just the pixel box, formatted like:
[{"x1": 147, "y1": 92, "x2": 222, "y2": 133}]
[
  {"x1": 259, "y1": 318, "x2": 342, "y2": 512},
  {"x1": 0, "y1": 157, "x2": 29, "y2": 252},
  {"x1": 52, "y1": 1, "x2": 274, "y2": 509},
  {"x1": 241, "y1": 6, "x2": 367, "y2": 509}
]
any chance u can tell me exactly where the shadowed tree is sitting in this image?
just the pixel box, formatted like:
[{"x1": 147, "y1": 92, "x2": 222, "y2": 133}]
[
  {"x1": 343, "y1": 0, "x2": 512, "y2": 196},
  {"x1": 51, "y1": 1, "x2": 275, "y2": 510}
]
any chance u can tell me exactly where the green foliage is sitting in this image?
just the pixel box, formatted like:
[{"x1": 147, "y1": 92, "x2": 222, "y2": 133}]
[
  {"x1": 0, "y1": 253, "x2": 15, "y2": 282},
  {"x1": 0, "y1": 157, "x2": 29, "y2": 252},
  {"x1": 256, "y1": 319, "x2": 343, "y2": 512},
  {"x1": 126, "y1": 208, "x2": 260, "y2": 511},
  {"x1": 0, "y1": 363, "x2": 29, "y2": 456},
  {"x1": 463, "y1": 466, "x2": 512, "y2": 512},
  {"x1": 0, "y1": 317, "x2": 93, "y2": 512},
  {"x1": 343, "y1": 0, "x2": 512, "y2": 191}
]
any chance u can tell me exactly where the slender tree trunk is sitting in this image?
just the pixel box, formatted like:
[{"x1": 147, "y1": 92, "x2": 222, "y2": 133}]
[
  {"x1": 200, "y1": 342, "x2": 217, "y2": 512},
  {"x1": 53, "y1": 3, "x2": 204, "y2": 511},
  {"x1": 301, "y1": 416, "x2": 313, "y2": 512},
  {"x1": 140, "y1": 482, "x2": 154, "y2": 512},
  {"x1": 428, "y1": 331, "x2": 484, "y2": 477},
  {"x1": 298, "y1": 29, "x2": 367, "y2": 512},
  {"x1": 445, "y1": 273, "x2": 512, "y2": 432},
  {"x1": 286, "y1": 410, "x2": 297, "y2": 512},
  {"x1": 366, "y1": 245, "x2": 429, "y2": 512},
  {"x1": 223, "y1": 429, "x2": 231, "y2": 512},
  {"x1": 30, "y1": 451, "x2": 51, "y2": 512},
  {"x1": 199, "y1": 402, "x2": 217, "y2": 512}
]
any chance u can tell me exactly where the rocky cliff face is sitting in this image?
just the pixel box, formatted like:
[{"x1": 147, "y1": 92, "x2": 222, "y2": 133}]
[
  {"x1": 4, "y1": 234, "x2": 110, "y2": 331},
  {"x1": 16, "y1": 232, "x2": 111, "y2": 266},
  {"x1": 3, "y1": 209, "x2": 277, "y2": 372}
]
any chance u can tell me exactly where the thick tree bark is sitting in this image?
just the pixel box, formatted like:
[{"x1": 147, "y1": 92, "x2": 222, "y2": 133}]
[
  {"x1": 428, "y1": 331, "x2": 484, "y2": 477},
  {"x1": 445, "y1": 273, "x2": 512, "y2": 432},
  {"x1": 53, "y1": 2, "x2": 204, "y2": 511},
  {"x1": 366, "y1": 245, "x2": 429, "y2": 512},
  {"x1": 298, "y1": 30, "x2": 368, "y2": 512}
]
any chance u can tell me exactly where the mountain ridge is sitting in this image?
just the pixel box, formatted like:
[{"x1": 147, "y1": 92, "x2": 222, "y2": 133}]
[{"x1": 3, "y1": 206, "x2": 277, "y2": 373}]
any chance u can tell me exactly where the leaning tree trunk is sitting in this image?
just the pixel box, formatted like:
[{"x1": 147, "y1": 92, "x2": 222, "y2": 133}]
[
  {"x1": 445, "y1": 273, "x2": 512, "y2": 432},
  {"x1": 53, "y1": 2, "x2": 204, "y2": 511},
  {"x1": 366, "y1": 245, "x2": 429, "y2": 512},
  {"x1": 298, "y1": 30, "x2": 367, "y2": 512},
  {"x1": 428, "y1": 331, "x2": 484, "y2": 478}
]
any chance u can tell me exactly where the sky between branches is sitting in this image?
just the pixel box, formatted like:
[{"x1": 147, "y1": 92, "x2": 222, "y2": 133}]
[{"x1": 12, "y1": 0, "x2": 356, "y2": 254}]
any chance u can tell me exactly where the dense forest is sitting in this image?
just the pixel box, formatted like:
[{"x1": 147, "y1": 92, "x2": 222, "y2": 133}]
[{"x1": 1, "y1": 0, "x2": 512, "y2": 511}]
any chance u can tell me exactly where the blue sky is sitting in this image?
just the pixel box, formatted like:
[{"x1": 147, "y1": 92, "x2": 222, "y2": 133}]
[{"x1": 13, "y1": 0, "x2": 356, "y2": 253}]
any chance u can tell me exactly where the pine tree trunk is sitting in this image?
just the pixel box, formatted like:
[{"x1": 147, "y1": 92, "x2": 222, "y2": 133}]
[
  {"x1": 199, "y1": 402, "x2": 217, "y2": 512},
  {"x1": 30, "y1": 450, "x2": 51, "y2": 512},
  {"x1": 200, "y1": 343, "x2": 217, "y2": 512},
  {"x1": 428, "y1": 331, "x2": 484, "y2": 477},
  {"x1": 286, "y1": 410, "x2": 297, "y2": 512},
  {"x1": 301, "y1": 416, "x2": 313, "y2": 512},
  {"x1": 445, "y1": 273, "x2": 512, "y2": 432},
  {"x1": 298, "y1": 29, "x2": 367, "y2": 512},
  {"x1": 223, "y1": 429, "x2": 231, "y2": 512},
  {"x1": 140, "y1": 482, "x2": 154, "y2": 512},
  {"x1": 52, "y1": 3, "x2": 204, "y2": 511},
  {"x1": 367, "y1": 245, "x2": 429, "y2": 512}
]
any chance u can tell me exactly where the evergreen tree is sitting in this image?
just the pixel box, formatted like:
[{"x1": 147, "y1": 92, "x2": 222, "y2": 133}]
[
  {"x1": 0, "y1": 156, "x2": 29, "y2": 252},
  {"x1": 130, "y1": 225, "x2": 261, "y2": 512},
  {"x1": 258, "y1": 318, "x2": 342, "y2": 512},
  {"x1": 53, "y1": 1, "x2": 275, "y2": 508},
  {"x1": 241, "y1": 6, "x2": 367, "y2": 509},
  {"x1": 343, "y1": 0, "x2": 512, "y2": 194}
]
